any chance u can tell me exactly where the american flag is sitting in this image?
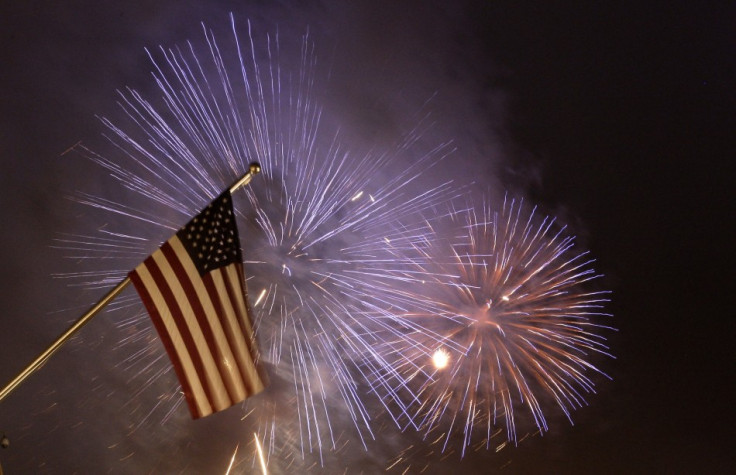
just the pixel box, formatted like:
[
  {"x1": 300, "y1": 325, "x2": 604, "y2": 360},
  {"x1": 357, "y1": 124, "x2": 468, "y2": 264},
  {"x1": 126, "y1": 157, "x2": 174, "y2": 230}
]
[{"x1": 128, "y1": 191, "x2": 265, "y2": 418}]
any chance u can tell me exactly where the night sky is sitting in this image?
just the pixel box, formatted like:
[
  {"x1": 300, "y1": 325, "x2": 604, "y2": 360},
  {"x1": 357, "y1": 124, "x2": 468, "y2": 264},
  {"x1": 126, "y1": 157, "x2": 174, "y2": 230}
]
[{"x1": 1, "y1": 1, "x2": 733, "y2": 473}]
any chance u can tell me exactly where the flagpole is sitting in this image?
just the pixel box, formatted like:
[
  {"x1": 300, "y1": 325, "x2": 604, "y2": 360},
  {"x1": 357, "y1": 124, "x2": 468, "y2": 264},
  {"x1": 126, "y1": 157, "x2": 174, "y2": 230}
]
[
  {"x1": 0, "y1": 163, "x2": 261, "y2": 404},
  {"x1": 0, "y1": 277, "x2": 132, "y2": 403}
]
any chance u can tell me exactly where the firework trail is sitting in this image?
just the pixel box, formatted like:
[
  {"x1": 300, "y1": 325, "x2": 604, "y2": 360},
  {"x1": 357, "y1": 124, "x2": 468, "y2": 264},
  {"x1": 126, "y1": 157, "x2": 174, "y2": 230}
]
[
  {"x1": 59, "y1": 16, "x2": 458, "y2": 471},
  {"x1": 354, "y1": 196, "x2": 615, "y2": 458}
]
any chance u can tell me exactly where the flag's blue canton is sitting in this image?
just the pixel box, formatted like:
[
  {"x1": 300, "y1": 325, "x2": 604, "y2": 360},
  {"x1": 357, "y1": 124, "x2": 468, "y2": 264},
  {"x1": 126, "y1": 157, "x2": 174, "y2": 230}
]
[{"x1": 176, "y1": 192, "x2": 242, "y2": 275}]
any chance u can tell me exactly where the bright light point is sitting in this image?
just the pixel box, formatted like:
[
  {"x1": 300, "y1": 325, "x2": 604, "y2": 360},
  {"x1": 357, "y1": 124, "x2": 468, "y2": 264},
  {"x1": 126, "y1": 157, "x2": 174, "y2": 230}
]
[
  {"x1": 384, "y1": 237, "x2": 391, "y2": 244},
  {"x1": 432, "y1": 348, "x2": 450, "y2": 370},
  {"x1": 281, "y1": 263, "x2": 292, "y2": 276},
  {"x1": 369, "y1": 194, "x2": 375, "y2": 202},
  {"x1": 254, "y1": 288, "x2": 267, "y2": 306},
  {"x1": 351, "y1": 191, "x2": 364, "y2": 201},
  {"x1": 501, "y1": 295, "x2": 510, "y2": 301}
]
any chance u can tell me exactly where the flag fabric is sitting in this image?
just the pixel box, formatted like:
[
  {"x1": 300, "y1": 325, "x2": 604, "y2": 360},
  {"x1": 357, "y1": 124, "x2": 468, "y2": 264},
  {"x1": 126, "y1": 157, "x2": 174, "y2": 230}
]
[{"x1": 128, "y1": 191, "x2": 265, "y2": 419}]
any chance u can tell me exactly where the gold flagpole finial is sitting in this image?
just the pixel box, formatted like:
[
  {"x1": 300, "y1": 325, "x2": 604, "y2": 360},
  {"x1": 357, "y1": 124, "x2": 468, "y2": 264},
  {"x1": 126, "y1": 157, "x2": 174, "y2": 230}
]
[{"x1": 229, "y1": 162, "x2": 262, "y2": 194}]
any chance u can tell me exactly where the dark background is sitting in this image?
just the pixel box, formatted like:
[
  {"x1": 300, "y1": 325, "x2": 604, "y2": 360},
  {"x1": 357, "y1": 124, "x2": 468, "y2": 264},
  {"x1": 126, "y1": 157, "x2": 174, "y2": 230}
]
[{"x1": 1, "y1": 1, "x2": 733, "y2": 473}]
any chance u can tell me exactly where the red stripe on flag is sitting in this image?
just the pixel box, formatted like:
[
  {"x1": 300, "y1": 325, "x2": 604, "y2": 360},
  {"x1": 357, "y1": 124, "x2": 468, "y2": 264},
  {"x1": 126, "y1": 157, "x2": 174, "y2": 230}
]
[
  {"x1": 129, "y1": 257, "x2": 201, "y2": 418},
  {"x1": 202, "y1": 268, "x2": 258, "y2": 396},
  {"x1": 144, "y1": 248, "x2": 218, "y2": 418},
  {"x1": 160, "y1": 242, "x2": 241, "y2": 405},
  {"x1": 226, "y1": 263, "x2": 266, "y2": 393},
  {"x1": 232, "y1": 263, "x2": 256, "y2": 336},
  {"x1": 223, "y1": 265, "x2": 257, "y2": 355}
]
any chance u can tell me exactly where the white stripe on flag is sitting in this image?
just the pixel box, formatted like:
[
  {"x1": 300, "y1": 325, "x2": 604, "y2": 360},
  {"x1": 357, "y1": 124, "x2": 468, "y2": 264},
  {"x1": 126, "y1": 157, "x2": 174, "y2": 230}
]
[
  {"x1": 150, "y1": 244, "x2": 231, "y2": 412},
  {"x1": 225, "y1": 264, "x2": 255, "y2": 335},
  {"x1": 134, "y1": 259, "x2": 213, "y2": 416},
  {"x1": 168, "y1": 237, "x2": 248, "y2": 402},
  {"x1": 211, "y1": 266, "x2": 264, "y2": 394}
]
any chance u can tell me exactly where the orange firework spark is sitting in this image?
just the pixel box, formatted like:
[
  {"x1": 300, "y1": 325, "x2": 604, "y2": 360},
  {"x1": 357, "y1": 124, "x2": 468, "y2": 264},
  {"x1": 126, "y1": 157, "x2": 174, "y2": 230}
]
[{"x1": 359, "y1": 196, "x2": 615, "y2": 457}]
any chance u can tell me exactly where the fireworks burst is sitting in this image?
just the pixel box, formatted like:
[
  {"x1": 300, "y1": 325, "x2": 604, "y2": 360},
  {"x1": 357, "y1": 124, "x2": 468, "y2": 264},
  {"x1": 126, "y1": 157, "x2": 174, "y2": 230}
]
[
  {"x1": 44, "y1": 11, "x2": 616, "y2": 472},
  {"x1": 60, "y1": 15, "x2": 458, "y2": 471},
  {"x1": 358, "y1": 196, "x2": 615, "y2": 457}
]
